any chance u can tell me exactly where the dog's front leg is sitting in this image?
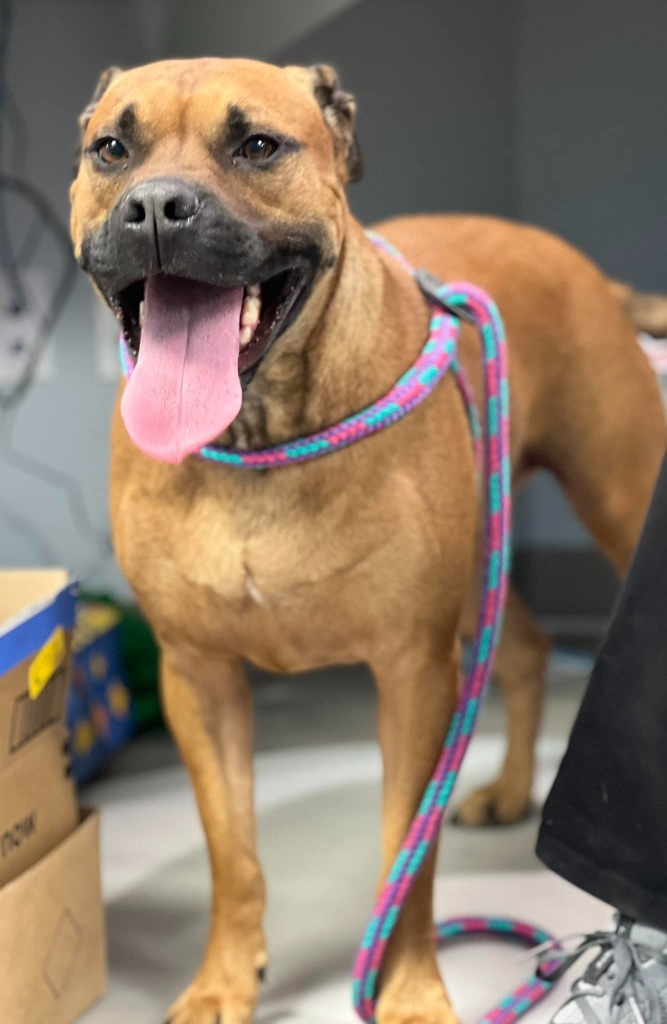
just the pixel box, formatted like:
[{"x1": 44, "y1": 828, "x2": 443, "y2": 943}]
[
  {"x1": 372, "y1": 644, "x2": 461, "y2": 1024},
  {"x1": 161, "y1": 650, "x2": 265, "y2": 1024}
]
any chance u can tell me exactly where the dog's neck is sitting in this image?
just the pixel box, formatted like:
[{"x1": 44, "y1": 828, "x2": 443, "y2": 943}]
[{"x1": 223, "y1": 219, "x2": 431, "y2": 451}]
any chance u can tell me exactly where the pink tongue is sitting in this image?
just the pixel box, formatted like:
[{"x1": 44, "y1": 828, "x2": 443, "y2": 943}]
[{"x1": 121, "y1": 276, "x2": 244, "y2": 463}]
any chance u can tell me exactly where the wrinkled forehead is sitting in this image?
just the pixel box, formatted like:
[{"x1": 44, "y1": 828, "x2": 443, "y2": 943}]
[{"x1": 86, "y1": 58, "x2": 325, "y2": 147}]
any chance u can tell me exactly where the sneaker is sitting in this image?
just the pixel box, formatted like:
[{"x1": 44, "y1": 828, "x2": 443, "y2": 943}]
[{"x1": 542, "y1": 914, "x2": 667, "y2": 1023}]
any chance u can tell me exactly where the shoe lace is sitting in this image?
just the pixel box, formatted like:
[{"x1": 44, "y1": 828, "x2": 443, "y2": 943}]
[{"x1": 533, "y1": 926, "x2": 667, "y2": 1022}]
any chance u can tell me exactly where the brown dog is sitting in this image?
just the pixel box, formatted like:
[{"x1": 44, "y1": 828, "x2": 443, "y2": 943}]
[{"x1": 70, "y1": 58, "x2": 667, "y2": 1024}]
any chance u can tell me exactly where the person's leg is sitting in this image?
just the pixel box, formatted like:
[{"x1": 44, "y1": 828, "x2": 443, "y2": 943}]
[
  {"x1": 537, "y1": 453, "x2": 667, "y2": 1024},
  {"x1": 537, "y1": 450, "x2": 667, "y2": 930}
]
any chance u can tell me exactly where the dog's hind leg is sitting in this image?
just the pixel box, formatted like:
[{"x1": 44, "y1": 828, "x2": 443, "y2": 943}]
[
  {"x1": 455, "y1": 586, "x2": 550, "y2": 826},
  {"x1": 456, "y1": 301, "x2": 666, "y2": 830},
  {"x1": 372, "y1": 640, "x2": 461, "y2": 1024},
  {"x1": 534, "y1": 262, "x2": 667, "y2": 577},
  {"x1": 554, "y1": 425, "x2": 665, "y2": 580},
  {"x1": 161, "y1": 651, "x2": 265, "y2": 1024}
]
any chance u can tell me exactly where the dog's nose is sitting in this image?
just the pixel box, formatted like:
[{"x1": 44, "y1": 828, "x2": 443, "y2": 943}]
[{"x1": 120, "y1": 178, "x2": 200, "y2": 230}]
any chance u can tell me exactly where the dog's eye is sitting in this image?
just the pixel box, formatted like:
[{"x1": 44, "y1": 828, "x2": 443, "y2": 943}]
[
  {"x1": 237, "y1": 135, "x2": 280, "y2": 162},
  {"x1": 95, "y1": 137, "x2": 129, "y2": 165}
]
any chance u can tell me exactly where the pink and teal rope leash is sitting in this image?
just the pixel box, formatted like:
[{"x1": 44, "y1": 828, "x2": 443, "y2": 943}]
[
  {"x1": 120, "y1": 233, "x2": 556, "y2": 1021},
  {"x1": 436, "y1": 919, "x2": 554, "y2": 1024},
  {"x1": 352, "y1": 236, "x2": 555, "y2": 1024}
]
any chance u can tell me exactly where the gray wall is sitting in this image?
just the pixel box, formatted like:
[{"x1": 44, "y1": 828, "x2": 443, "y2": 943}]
[
  {"x1": 513, "y1": 0, "x2": 667, "y2": 549},
  {"x1": 2, "y1": 0, "x2": 667, "y2": 593},
  {"x1": 1, "y1": 1, "x2": 161, "y2": 596},
  {"x1": 279, "y1": 0, "x2": 516, "y2": 223},
  {"x1": 516, "y1": 0, "x2": 667, "y2": 291}
]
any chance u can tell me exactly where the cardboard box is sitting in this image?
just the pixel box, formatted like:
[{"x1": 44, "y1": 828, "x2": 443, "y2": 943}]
[
  {"x1": 0, "y1": 810, "x2": 106, "y2": 1024},
  {"x1": 0, "y1": 728, "x2": 79, "y2": 887},
  {"x1": 0, "y1": 570, "x2": 79, "y2": 886},
  {"x1": 0, "y1": 570, "x2": 77, "y2": 774}
]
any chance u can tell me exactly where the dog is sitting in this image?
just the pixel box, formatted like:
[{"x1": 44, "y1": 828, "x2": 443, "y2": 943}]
[{"x1": 70, "y1": 58, "x2": 667, "y2": 1024}]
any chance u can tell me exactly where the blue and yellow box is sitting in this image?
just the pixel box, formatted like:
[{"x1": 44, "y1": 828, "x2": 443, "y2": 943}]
[{"x1": 68, "y1": 603, "x2": 134, "y2": 784}]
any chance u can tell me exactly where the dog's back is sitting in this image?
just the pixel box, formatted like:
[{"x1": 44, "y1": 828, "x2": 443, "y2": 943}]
[{"x1": 378, "y1": 212, "x2": 666, "y2": 568}]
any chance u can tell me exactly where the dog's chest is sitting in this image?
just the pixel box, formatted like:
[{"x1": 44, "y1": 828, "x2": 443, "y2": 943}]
[{"x1": 113, "y1": 471, "x2": 413, "y2": 670}]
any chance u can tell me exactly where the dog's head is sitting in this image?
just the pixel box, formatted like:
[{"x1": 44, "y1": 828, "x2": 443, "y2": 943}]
[{"x1": 70, "y1": 58, "x2": 362, "y2": 463}]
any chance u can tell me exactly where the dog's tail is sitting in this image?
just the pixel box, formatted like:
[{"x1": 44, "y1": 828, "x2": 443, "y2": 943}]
[{"x1": 610, "y1": 280, "x2": 667, "y2": 337}]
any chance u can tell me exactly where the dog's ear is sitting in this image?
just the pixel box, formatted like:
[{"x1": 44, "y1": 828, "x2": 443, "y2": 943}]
[
  {"x1": 304, "y1": 64, "x2": 363, "y2": 184},
  {"x1": 74, "y1": 66, "x2": 123, "y2": 176}
]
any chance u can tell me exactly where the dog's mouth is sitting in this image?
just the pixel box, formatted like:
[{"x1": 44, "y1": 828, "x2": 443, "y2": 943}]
[
  {"x1": 118, "y1": 267, "x2": 307, "y2": 377},
  {"x1": 117, "y1": 267, "x2": 309, "y2": 465}
]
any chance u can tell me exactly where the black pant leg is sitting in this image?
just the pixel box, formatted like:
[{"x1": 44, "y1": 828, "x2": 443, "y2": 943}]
[{"x1": 536, "y1": 450, "x2": 667, "y2": 930}]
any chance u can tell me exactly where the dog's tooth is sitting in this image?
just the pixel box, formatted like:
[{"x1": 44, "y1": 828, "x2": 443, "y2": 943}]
[
  {"x1": 139, "y1": 300, "x2": 145, "y2": 327},
  {"x1": 246, "y1": 283, "x2": 261, "y2": 298},
  {"x1": 241, "y1": 297, "x2": 261, "y2": 326},
  {"x1": 239, "y1": 325, "x2": 253, "y2": 347}
]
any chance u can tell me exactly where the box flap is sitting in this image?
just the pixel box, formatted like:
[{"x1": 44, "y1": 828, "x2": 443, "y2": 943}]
[
  {"x1": 0, "y1": 570, "x2": 71, "y2": 626},
  {"x1": 0, "y1": 570, "x2": 77, "y2": 677}
]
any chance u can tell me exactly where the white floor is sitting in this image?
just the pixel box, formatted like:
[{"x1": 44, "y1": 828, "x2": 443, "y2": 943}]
[{"x1": 80, "y1": 714, "x2": 613, "y2": 1024}]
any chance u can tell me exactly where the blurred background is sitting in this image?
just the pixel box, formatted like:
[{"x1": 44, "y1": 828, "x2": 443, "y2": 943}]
[
  {"x1": 2, "y1": 3, "x2": 667, "y2": 1022},
  {"x1": 3, "y1": 0, "x2": 667, "y2": 642}
]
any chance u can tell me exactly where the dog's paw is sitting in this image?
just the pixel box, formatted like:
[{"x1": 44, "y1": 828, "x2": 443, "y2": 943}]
[
  {"x1": 376, "y1": 995, "x2": 460, "y2": 1024},
  {"x1": 376, "y1": 1011, "x2": 459, "y2": 1024},
  {"x1": 166, "y1": 980, "x2": 257, "y2": 1024},
  {"x1": 377, "y1": 1017, "x2": 459, "y2": 1024},
  {"x1": 376, "y1": 963, "x2": 459, "y2": 1024},
  {"x1": 167, "y1": 928, "x2": 267, "y2": 1024},
  {"x1": 167, "y1": 992, "x2": 224, "y2": 1024},
  {"x1": 453, "y1": 779, "x2": 532, "y2": 827}
]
